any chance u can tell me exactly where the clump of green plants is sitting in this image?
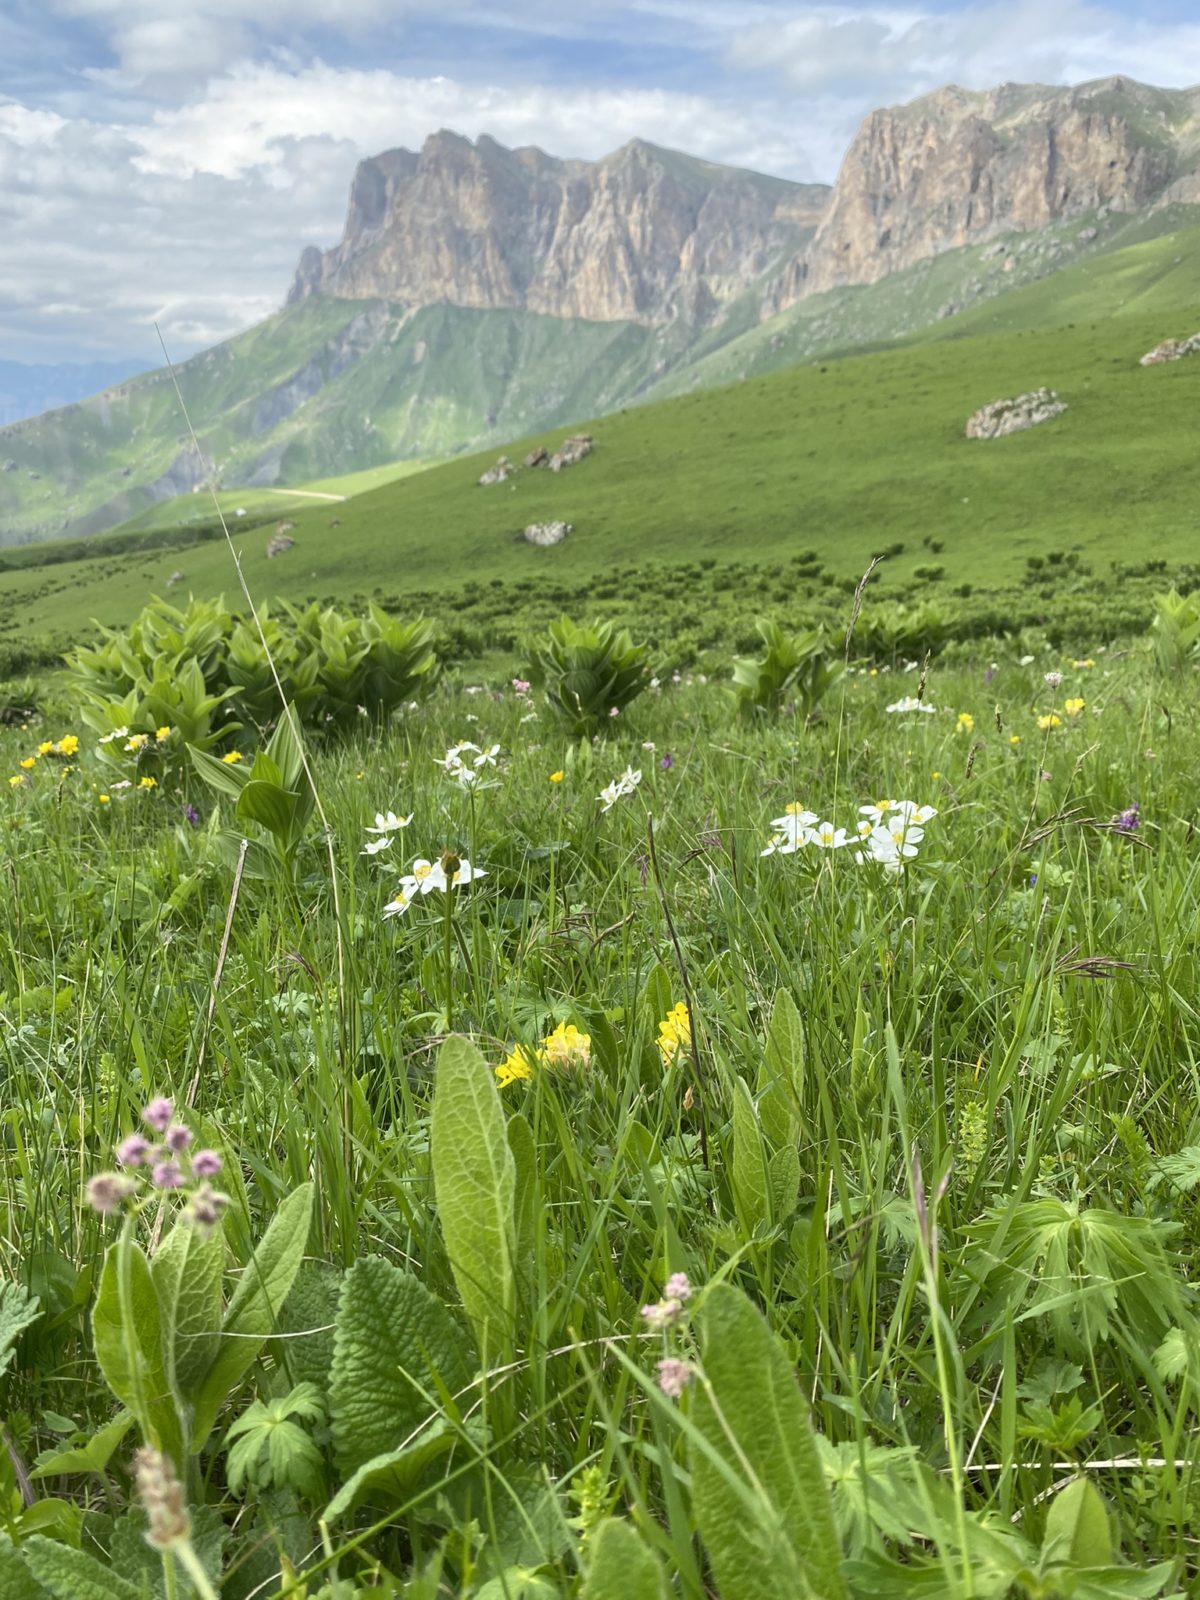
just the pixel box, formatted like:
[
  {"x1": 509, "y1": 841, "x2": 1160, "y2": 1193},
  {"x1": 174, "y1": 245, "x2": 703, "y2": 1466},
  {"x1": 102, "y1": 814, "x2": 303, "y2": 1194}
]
[
  {"x1": 1148, "y1": 587, "x2": 1200, "y2": 674},
  {"x1": 527, "y1": 615, "x2": 654, "y2": 736},
  {"x1": 730, "y1": 616, "x2": 843, "y2": 721}
]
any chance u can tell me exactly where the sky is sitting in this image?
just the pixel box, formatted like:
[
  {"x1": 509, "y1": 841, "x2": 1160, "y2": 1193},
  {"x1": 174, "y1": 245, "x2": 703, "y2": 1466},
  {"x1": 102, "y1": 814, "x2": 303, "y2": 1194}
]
[{"x1": 0, "y1": 0, "x2": 1197, "y2": 365}]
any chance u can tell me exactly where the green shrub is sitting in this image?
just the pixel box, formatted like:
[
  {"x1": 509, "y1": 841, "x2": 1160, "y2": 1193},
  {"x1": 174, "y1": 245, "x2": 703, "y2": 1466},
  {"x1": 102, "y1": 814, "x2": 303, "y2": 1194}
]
[
  {"x1": 730, "y1": 617, "x2": 843, "y2": 722},
  {"x1": 527, "y1": 617, "x2": 654, "y2": 737},
  {"x1": 1149, "y1": 587, "x2": 1200, "y2": 674}
]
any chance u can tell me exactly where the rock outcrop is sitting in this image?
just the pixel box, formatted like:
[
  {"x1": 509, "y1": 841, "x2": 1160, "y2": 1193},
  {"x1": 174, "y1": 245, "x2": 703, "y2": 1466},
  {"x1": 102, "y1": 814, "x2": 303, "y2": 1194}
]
[
  {"x1": 1140, "y1": 333, "x2": 1200, "y2": 365},
  {"x1": 523, "y1": 521, "x2": 571, "y2": 546},
  {"x1": 266, "y1": 533, "x2": 295, "y2": 557},
  {"x1": 965, "y1": 389, "x2": 1067, "y2": 439},
  {"x1": 287, "y1": 131, "x2": 828, "y2": 328},
  {"x1": 478, "y1": 456, "x2": 514, "y2": 486},
  {"x1": 769, "y1": 77, "x2": 1200, "y2": 312}
]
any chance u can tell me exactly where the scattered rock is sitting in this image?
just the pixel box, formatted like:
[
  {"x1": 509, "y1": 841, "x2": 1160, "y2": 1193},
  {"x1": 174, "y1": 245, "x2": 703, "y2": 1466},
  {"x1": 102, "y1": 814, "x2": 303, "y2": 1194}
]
[
  {"x1": 266, "y1": 533, "x2": 295, "y2": 558},
  {"x1": 523, "y1": 445, "x2": 550, "y2": 468},
  {"x1": 1078, "y1": 226, "x2": 1098, "y2": 243},
  {"x1": 965, "y1": 388, "x2": 1067, "y2": 439},
  {"x1": 1003, "y1": 256, "x2": 1016, "y2": 272},
  {"x1": 166, "y1": 570, "x2": 186, "y2": 587},
  {"x1": 274, "y1": 519, "x2": 296, "y2": 534},
  {"x1": 523, "y1": 521, "x2": 571, "y2": 546},
  {"x1": 549, "y1": 434, "x2": 593, "y2": 471},
  {"x1": 1, "y1": 460, "x2": 14, "y2": 472},
  {"x1": 478, "y1": 455, "x2": 513, "y2": 486},
  {"x1": 1139, "y1": 333, "x2": 1200, "y2": 366},
  {"x1": 27, "y1": 471, "x2": 39, "y2": 480}
]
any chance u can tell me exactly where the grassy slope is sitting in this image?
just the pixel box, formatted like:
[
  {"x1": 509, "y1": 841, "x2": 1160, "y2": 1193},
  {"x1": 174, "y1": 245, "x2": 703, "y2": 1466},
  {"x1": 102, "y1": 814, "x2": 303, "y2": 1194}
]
[{"x1": 3, "y1": 292, "x2": 1197, "y2": 647}]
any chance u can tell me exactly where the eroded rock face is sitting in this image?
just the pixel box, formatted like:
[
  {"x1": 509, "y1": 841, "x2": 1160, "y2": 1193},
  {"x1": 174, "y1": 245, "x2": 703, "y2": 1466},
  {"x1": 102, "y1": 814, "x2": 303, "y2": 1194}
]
[
  {"x1": 1140, "y1": 333, "x2": 1200, "y2": 365},
  {"x1": 287, "y1": 132, "x2": 827, "y2": 327},
  {"x1": 523, "y1": 521, "x2": 571, "y2": 545},
  {"x1": 965, "y1": 388, "x2": 1067, "y2": 439},
  {"x1": 769, "y1": 77, "x2": 1199, "y2": 312},
  {"x1": 478, "y1": 456, "x2": 513, "y2": 486}
]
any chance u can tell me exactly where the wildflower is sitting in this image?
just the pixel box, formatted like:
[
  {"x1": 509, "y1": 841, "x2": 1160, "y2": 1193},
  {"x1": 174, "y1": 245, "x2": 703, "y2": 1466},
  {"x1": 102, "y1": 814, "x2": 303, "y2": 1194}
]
[
  {"x1": 858, "y1": 799, "x2": 899, "y2": 823},
  {"x1": 1018, "y1": 654, "x2": 1035, "y2": 666},
  {"x1": 142, "y1": 1097, "x2": 174, "y2": 1133},
  {"x1": 956, "y1": 712, "x2": 975, "y2": 734},
  {"x1": 152, "y1": 1160, "x2": 185, "y2": 1190},
  {"x1": 495, "y1": 1045, "x2": 535, "y2": 1087},
  {"x1": 1064, "y1": 697, "x2": 1085, "y2": 716},
  {"x1": 512, "y1": 678, "x2": 531, "y2": 695},
  {"x1": 185, "y1": 1183, "x2": 230, "y2": 1235},
  {"x1": 36, "y1": 741, "x2": 54, "y2": 756},
  {"x1": 931, "y1": 770, "x2": 941, "y2": 779},
  {"x1": 383, "y1": 887, "x2": 415, "y2": 919},
  {"x1": 98, "y1": 726, "x2": 129, "y2": 744},
  {"x1": 8, "y1": 775, "x2": 24, "y2": 788},
  {"x1": 657, "y1": 1358, "x2": 691, "y2": 1399},
  {"x1": 886, "y1": 696, "x2": 935, "y2": 714},
  {"x1": 539, "y1": 1022, "x2": 591, "y2": 1072},
  {"x1": 761, "y1": 804, "x2": 818, "y2": 856},
  {"x1": 1037, "y1": 713, "x2": 1062, "y2": 730},
  {"x1": 134, "y1": 1447, "x2": 190, "y2": 1549},
  {"x1": 86, "y1": 1172, "x2": 136, "y2": 1215},
  {"x1": 549, "y1": 770, "x2": 564, "y2": 783},
  {"x1": 138, "y1": 775, "x2": 157, "y2": 790},
  {"x1": 182, "y1": 803, "x2": 200, "y2": 826},
  {"x1": 1044, "y1": 670, "x2": 1063, "y2": 689},
  {"x1": 598, "y1": 766, "x2": 642, "y2": 811},
  {"x1": 164, "y1": 1124, "x2": 192, "y2": 1153},
  {"x1": 155, "y1": 725, "x2": 171, "y2": 741},
  {"x1": 19, "y1": 757, "x2": 35, "y2": 770},
  {"x1": 665, "y1": 1272, "x2": 693, "y2": 1302},
  {"x1": 474, "y1": 743, "x2": 500, "y2": 767},
  {"x1": 124, "y1": 733, "x2": 150, "y2": 752},
  {"x1": 54, "y1": 735, "x2": 79, "y2": 757},
  {"x1": 811, "y1": 822, "x2": 849, "y2": 849},
  {"x1": 361, "y1": 836, "x2": 393, "y2": 856},
  {"x1": 1073, "y1": 658, "x2": 1095, "y2": 669},
  {"x1": 1009, "y1": 734, "x2": 1021, "y2": 745},
  {"x1": 221, "y1": 750, "x2": 243, "y2": 764},
  {"x1": 641, "y1": 1298, "x2": 682, "y2": 1331},
  {"x1": 660, "y1": 753, "x2": 674, "y2": 770},
  {"x1": 191, "y1": 1149, "x2": 222, "y2": 1178},
  {"x1": 97, "y1": 792, "x2": 109, "y2": 803},
  {"x1": 657, "y1": 1001, "x2": 691, "y2": 1065},
  {"x1": 1113, "y1": 802, "x2": 1140, "y2": 833},
  {"x1": 366, "y1": 810, "x2": 413, "y2": 834},
  {"x1": 116, "y1": 1134, "x2": 152, "y2": 1167}
]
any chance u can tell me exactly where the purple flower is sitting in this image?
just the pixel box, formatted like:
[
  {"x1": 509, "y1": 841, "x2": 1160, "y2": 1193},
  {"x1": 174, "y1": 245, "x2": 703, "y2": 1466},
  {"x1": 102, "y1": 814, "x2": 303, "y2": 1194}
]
[
  {"x1": 182, "y1": 803, "x2": 200, "y2": 827},
  {"x1": 657, "y1": 1358, "x2": 691, "y2": 1399},
  {"x1": 660, "y1": 754, "x2": 674, "y2": 770},
  {"x1": 1114, "y1": 802, "x2": 1141, "y2": 833},
  {"x1": 142, "y1": 1097, "x2": 174, "y2": 1133},
  {"x1": 191, "y1": 1149, "x2": 223, "y2": 1178},
  {"x1": 164, "y1": 1124, "x2": 192, "y2": 1154},
  {"x1": 664, "y1": 1272, "x2": 693, "y2": 1303},
  {"x1": 511, "y1": 678, "x2": 531, "y2": 695},
  {"x1": 151, "y1": 1160, "x2": 185, "y2": 1190},
  {"x1": 641, "y1": 1298, "x2": 682, "y2": 1331},
  {"x1": 116, "y1": 1134, "x2": 152, "y2": 1167},
  {"x1": 86, "y1": 1172, "x2": 136, "y2": 1215},
  {"x1": 185, "y1": 1183, "x2": 231, "y2": 1235},
  {"x1": 983, "y1": 668, "x2": 995, "y2": 685}
]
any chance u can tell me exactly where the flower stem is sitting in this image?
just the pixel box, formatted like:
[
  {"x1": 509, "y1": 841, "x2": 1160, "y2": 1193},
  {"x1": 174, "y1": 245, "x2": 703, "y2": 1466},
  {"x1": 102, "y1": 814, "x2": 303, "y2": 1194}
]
[{"x1": 442, "y1": 883, "x2": 455, "y2": 1031}]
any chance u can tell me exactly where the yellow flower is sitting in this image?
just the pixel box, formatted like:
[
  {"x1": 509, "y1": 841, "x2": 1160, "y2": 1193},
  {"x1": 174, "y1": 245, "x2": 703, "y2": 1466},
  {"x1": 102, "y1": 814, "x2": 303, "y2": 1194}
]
[
  {"x1": 549, "y1": 770, "x2": 564, "y2": 783},
  {"x1": 1064, "y1": 697, "x2": 1085, "y2": 716},
  {"x1": 955, "y1": 712, "x2": 974, "y2": 734},
  {"x1": 155, "y1": 725, "x2": 171, "y2": 742},
  {"x1": 495, "y1": 1046, "x2": 535, "y2": 1088},
  {"x1": 8, "y1": 775, "x2": 24, "y2": 788},
  {"x1": 19, "y1": 757, "x2": 36, "y2": 770},
  {"x1": 931, "y1": 770, "x2": 942, "y2": 780},
  {"x1": 139, "y1": 775, "x2": 158, "y2": 790},
  {"x1": 55, "y1": 734, "x2": 79, "y2": 757},
  {"x1": 1037, "y1": 713, "x2": 1062, "y2": 730},
  {"x1": 221, "y1": 750, "x2": 243, "y2": 764},
  {"x1": 1073, "y1": 658, "x2": 1095, "y2": 669},
  {"x1": 539, "y1": 1021, "x2": 591, "y2": 1072},
  {"x1": 657, "y1": 1001, "x2": 691, "y2": 1066},
  {"x1": 36, "y1": 741, "x2": 54, "y2": 756},
  {"x1": 97, "y1": 793, "x2": 110, "y2": 804},
  {"x1": 124, "y1": 733, "x2": 149, "y2": 752},
  {"x1": 1009, "y1": 734, "x2": 1021, "y2": 745}
]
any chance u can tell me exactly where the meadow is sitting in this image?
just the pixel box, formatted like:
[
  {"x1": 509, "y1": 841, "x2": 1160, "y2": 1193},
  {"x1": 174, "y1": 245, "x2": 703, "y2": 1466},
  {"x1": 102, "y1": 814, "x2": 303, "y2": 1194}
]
[{"x1": 0, "y1": 589, "x2": 1198, "y2": 1597}]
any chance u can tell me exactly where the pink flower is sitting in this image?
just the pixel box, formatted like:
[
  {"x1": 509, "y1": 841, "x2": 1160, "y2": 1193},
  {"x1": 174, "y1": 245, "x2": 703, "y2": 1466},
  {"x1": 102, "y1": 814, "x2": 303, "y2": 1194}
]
[
  {"x1": 142, "y1": 1097, "x2": 174, "y2": 1133},
  {"x1": 511, "y1": 678, "x2": 531, "y2": 695},
  {"x1": 191, "y1": 1149, "x2": 223, "y2": 1178},
  {"x1": 657, "y1": 1358, "x2": 691, "y2": 1399},
  {"x1": 116, "y1": 1134, "x2": 152, "y2": 1167},
  {"x1": 186, "y1": 1184, "x2": 230, "y2": 1235},
  {"x1": 86, "y1": 1173, "x2": 135, "y2": 1215},
  {"x1": 164, "y1": 1124, "x2": 192, "y2": 1153},
  {"x1": 151, "y1": 1160, "x2": 185, "y2": 1190},
  {"x1": 664, "y1": 1272, "x2": 693, "y2": 1303}
]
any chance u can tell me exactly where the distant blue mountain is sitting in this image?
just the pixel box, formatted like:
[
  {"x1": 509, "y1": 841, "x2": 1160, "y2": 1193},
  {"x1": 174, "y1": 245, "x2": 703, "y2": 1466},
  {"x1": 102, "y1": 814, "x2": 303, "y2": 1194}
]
[{"x1": 0, "y1": 358, "x2": 152, "y2": 426}]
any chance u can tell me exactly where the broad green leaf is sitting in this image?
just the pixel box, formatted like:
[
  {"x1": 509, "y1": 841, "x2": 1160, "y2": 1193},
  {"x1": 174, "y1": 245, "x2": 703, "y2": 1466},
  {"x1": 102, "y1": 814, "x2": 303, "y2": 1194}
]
[
  {"x1": 151, "y1": 1221, "x2": 224, "y2": 1402},
  {"x1": 188, "y1": 744, "x2": 249, "y2": 799},
  {"x1": 108, "y1": 1504, "x2": 227, "y2": 1600},
  {"x1": 188, "y1": 1182, "x2": 313, "y2": 1451},
  {"x1": 1042, "y1": 1478, "x2": 1113, "y2": 1569},
  {"x1": 328, "y1": 1255, "x2": 475, "y2": 1479},
  {"x1": 0, "y1": 1281, "x2": 40, "y2": 1376},
  {"x1": 731, "y1": 1078, "x2": 769, "y2": 1234},
  {"x1": 507, "y1": 1112, "x2": 538, "y2": 1303},
  {"x1": 91, "y1": 1241, "x2": 182, "y2": 1465},
  {"x1": 769, "y1": 1143, "x2": 801, "y2": 1220},
  {"x1": 264, "y1": 706, "x2": 308, "y2": 792},
  {"x1": 0, "y1": 1533, "x2": 44, "y2": 1600},
  {"x1": 31, "y1": 1411, "x2": 134, "y2": 1480},
  {"x1": 236, "y1": 778, "x2": 304, "y2": 844},
  {"x1": 324, "y1": 1418, "x2": 471, "y2": 1521},
  {"x1": 691, "y1": 1283, "x2": 846, "y2": 1600},
  {"x1": 430, "y1": 1036, "x2": 516, "y2": 1356},
  {"x1": 760, "y1": 988, "x2": 804, "y2": 1148},
  {"x1": 582, "y1": 1518, "x2": 668, "y2": 1600},
  {"x1": 20, "y1": 1536, "x2": 143, "y2": 1600}
]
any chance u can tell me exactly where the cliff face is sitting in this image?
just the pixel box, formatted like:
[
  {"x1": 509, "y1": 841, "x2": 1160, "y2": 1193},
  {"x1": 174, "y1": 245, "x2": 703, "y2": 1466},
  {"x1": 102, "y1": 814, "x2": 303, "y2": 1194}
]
[
  {"x1": 287, "y1": 131, "x2": 829, "y2": 325},
  {"x1": 770, "y1": 77, "x2": 1200, "y2": 311}
]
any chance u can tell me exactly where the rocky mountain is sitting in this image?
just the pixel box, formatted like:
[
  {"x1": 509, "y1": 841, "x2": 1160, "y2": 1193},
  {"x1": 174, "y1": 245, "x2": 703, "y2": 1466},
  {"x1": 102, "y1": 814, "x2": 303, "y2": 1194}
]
[
  {"x1": 771, "y1": 77, "x2": 1200, "y2": 310},
  {"x1": 287, "y1": 131, "x2": 828, "y2": 326}
]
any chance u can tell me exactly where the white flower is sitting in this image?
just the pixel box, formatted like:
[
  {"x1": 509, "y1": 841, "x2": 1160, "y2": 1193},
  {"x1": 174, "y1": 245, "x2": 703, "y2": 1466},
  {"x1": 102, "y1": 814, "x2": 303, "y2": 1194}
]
[
  {"x1": 383, "y1": 888, "x2": 415, "y2": 918},
  {"x1": 366, "y1": 810, "x2": 413, "y2": 835},
  {"x1": 1044, "y1": 671, "x2": 1063, "y2": 688},
  {"x1": 405, "y1": 857, "x2": 486, "y2": 896},
  {"x1": 1019, "y1": 655, "x2": 1035, "y2": 666},
  {"x1": 519, "y1": 712, "x2": 538, "y2": 724},
  {"x1": 810, "y1": 822, "x2": 849, "y2": 849},
  {"x1": 598, "y1": 766, "x2": 642, "y2": 812},
  {"x1": 858, "y1": 799, "x2": 899, "y2": 823},
  {"x1": 464, "y1": 685, "x2": 484, "y2": 695},
  {"x1": 98, "y1": 726, "x2": 130, "y2": 744},
  {"x1": 473, "y1": 743, "x2": 500, "y2": 768},
  {"x1": 885, "y1": 697, "x2": 935, "y2": 715},
  {"x1": 361, "y1": 837, "x2": 393, "y2": 856},
  {"x1": 894, "y1": 801, "x2": 938, "y2": 825},
  {"x1": 771, "y1": 805, "x2": 819, "y2": 829}
]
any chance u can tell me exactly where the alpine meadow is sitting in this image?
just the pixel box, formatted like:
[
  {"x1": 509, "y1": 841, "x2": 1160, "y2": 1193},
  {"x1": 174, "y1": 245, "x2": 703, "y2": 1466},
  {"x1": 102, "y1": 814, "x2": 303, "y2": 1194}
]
[{"x1": 3, "y1": 35, "x2": 1200, "y2": 1600}]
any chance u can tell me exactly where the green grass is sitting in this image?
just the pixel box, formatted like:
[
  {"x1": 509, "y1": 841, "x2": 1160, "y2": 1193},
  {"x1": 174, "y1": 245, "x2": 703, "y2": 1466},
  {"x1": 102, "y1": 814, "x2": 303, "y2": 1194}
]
[{"x1": 1, "y1": 631, "x2": 1199, "y2": 1594}]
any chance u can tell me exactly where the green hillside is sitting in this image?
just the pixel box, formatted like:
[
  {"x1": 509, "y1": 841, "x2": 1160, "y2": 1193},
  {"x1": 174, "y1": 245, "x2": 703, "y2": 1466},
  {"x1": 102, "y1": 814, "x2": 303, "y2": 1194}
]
[{"x1": 3, "y1": 291, "x2": 1197, "y2": 670}]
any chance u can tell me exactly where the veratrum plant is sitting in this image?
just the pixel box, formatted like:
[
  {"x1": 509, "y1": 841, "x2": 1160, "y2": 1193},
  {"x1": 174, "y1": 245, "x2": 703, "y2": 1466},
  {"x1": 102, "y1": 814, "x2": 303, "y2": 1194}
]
[
  {"x1": 1148, "y1": 587, "x2": 1200, "y2": 674},
  {"x1": 528, "y1": 617, "x2": 653, "y2": 736},
  {"x1": 730, "y1": 617, "x2": 843, "y2": 722},
  {"x1": 189, "y1": 705, "x2": 316, "y2": 880}
]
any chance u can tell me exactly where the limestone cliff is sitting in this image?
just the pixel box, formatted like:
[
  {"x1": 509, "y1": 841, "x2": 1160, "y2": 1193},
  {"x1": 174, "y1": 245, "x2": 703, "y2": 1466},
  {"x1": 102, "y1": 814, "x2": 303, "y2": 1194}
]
[
  {"x1": 287, "y1": 131, "x2": 829, "y2": 326},
  {"x1": 770, "y1": 76, "x2": 1200, "y2": 312}
]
